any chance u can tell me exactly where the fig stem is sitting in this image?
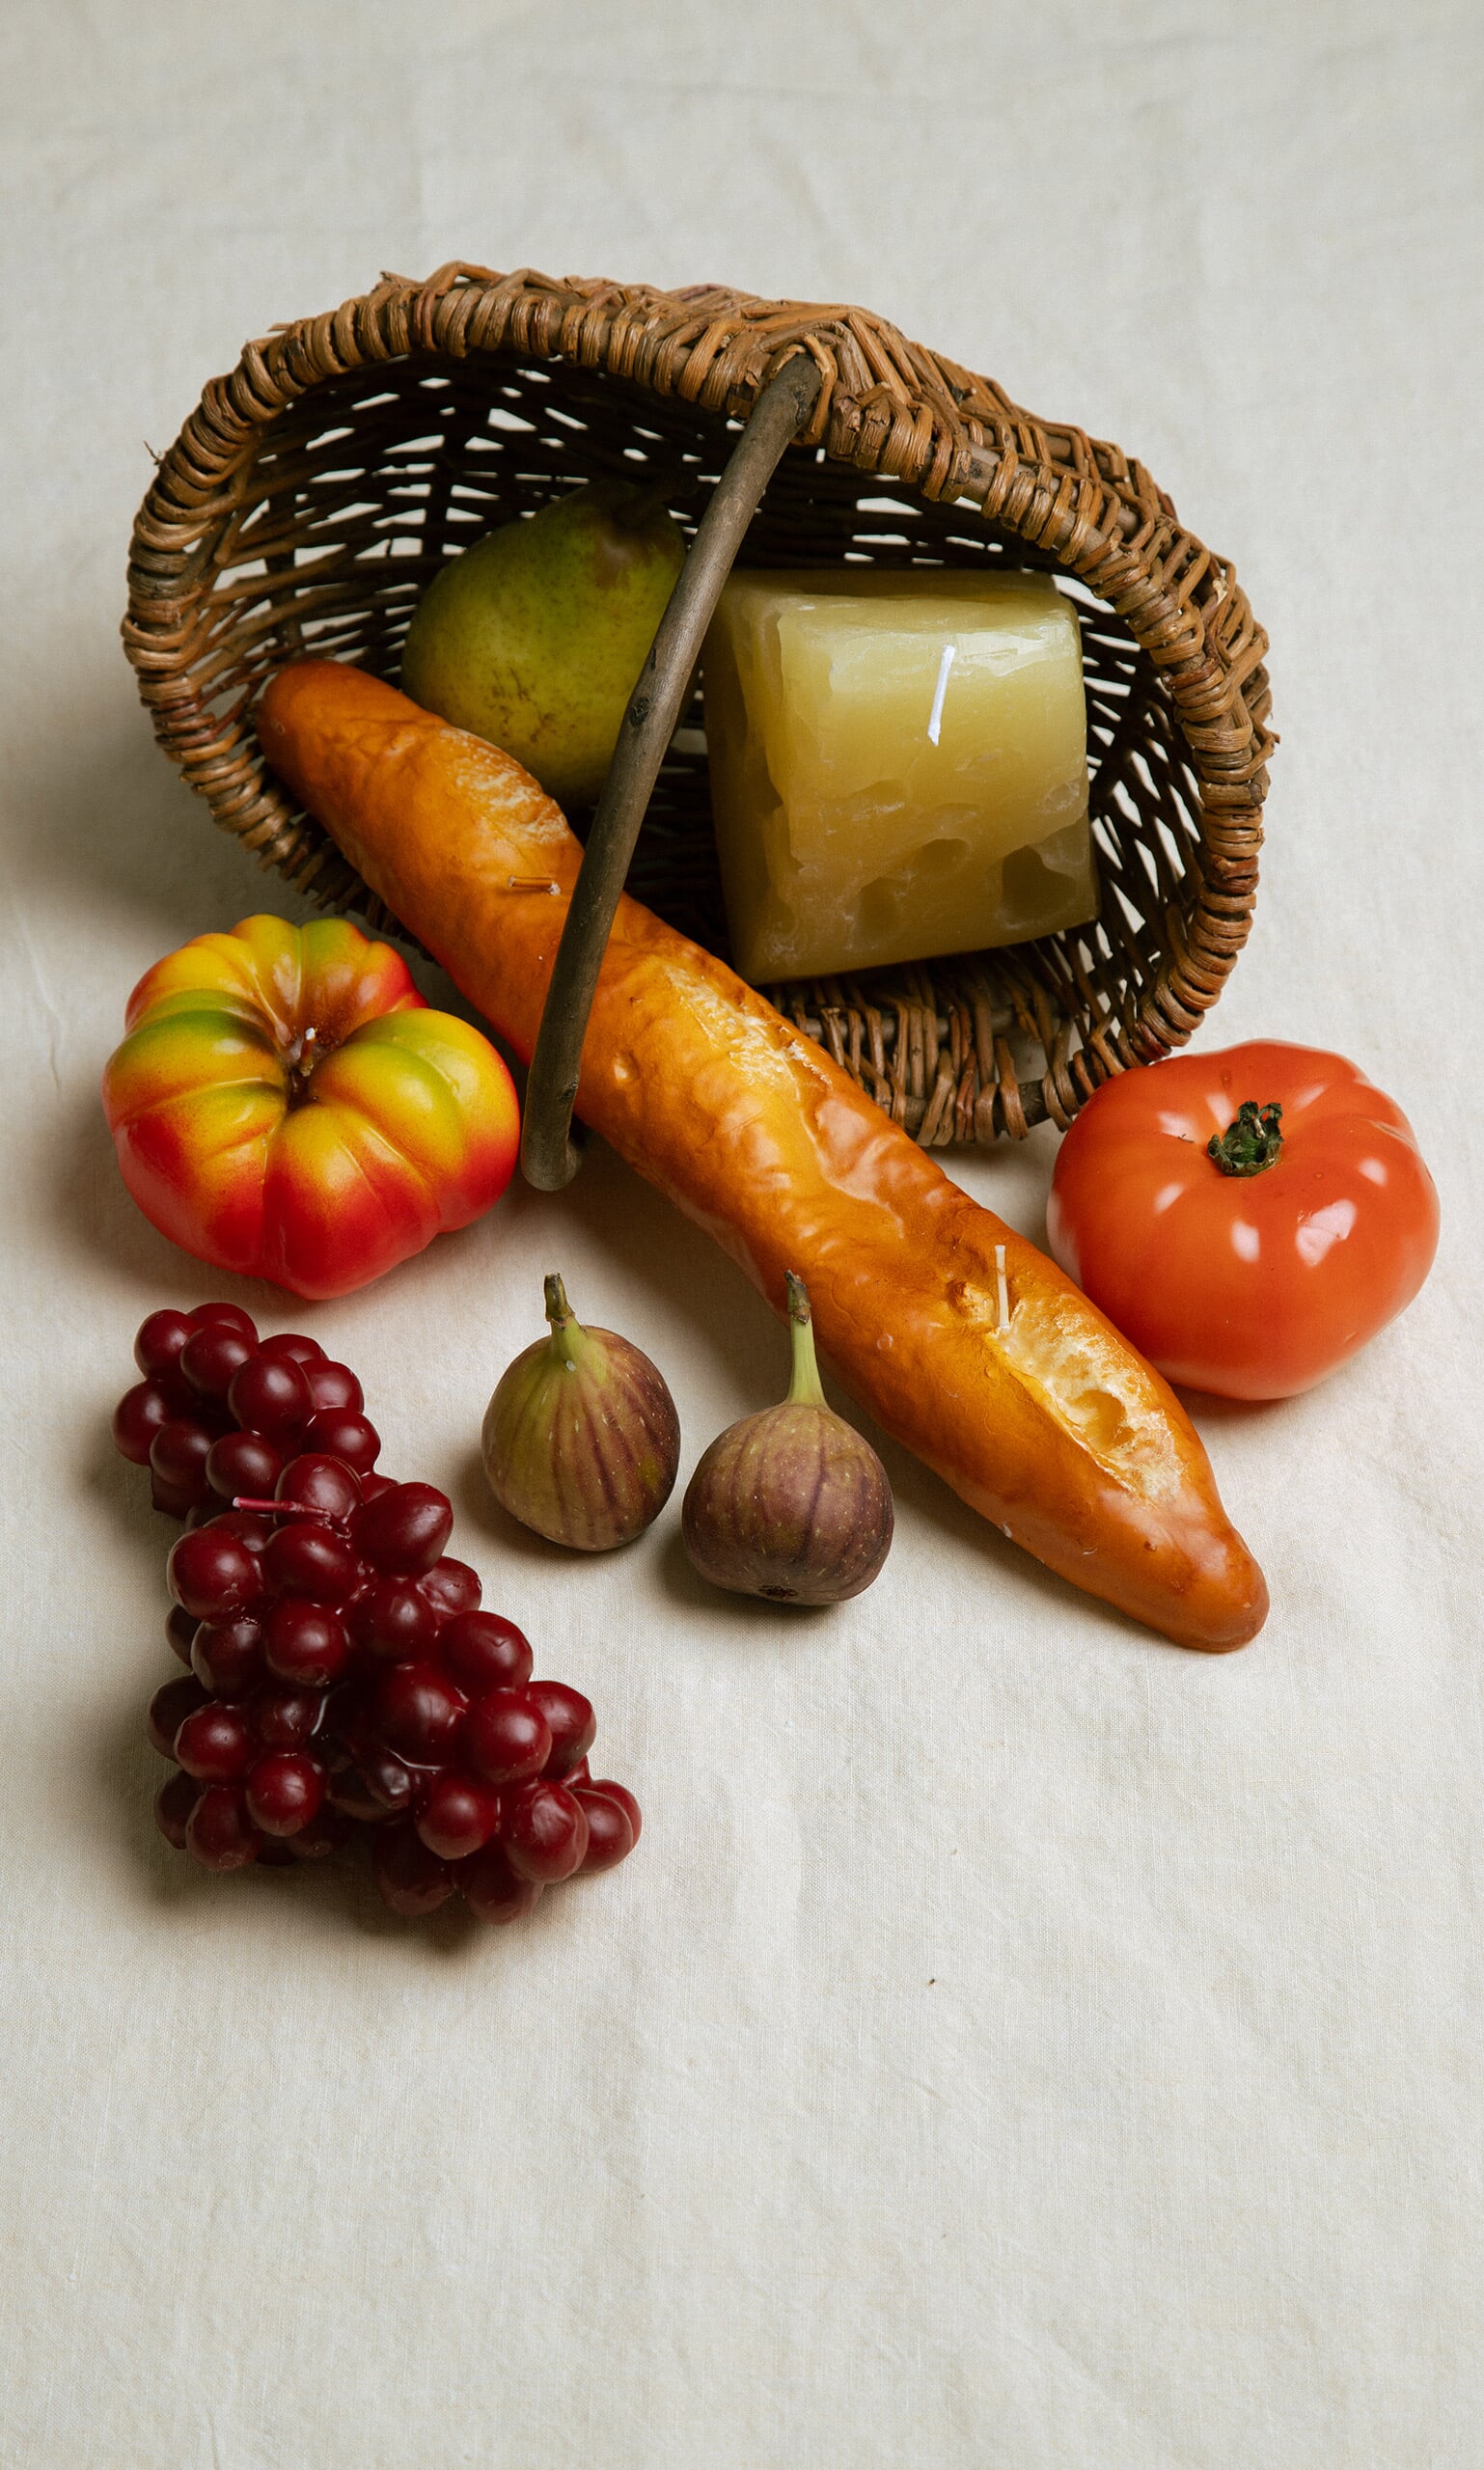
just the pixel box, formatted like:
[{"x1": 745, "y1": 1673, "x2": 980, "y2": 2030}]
[
  {"x1": 783, "y1": 1271, "x2": 827, "y2": 1409},
  {"x1": 543, "y1": 1271, "x2": 585, "y2": 1372}
]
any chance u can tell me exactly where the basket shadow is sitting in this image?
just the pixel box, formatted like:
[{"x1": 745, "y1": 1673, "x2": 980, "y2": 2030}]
[{"x1": 12, "y1": 679, "x2": 314, "y2": 949}]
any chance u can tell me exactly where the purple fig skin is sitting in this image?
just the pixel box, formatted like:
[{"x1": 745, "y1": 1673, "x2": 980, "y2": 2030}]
[
  {"x1": 681, "y1": 1399, "x2": 893, "y2": 1605},
  {"x1": 682, "y1": 1275, "x2": 893, "y2": 1605},
  {"x1": 482, "y1": 1275, "x2": 680, "y2": 1551}
]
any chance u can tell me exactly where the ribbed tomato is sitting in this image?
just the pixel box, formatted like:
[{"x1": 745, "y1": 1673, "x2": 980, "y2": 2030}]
[
  {"x1": 102, "y1": 914, "x2": 518, "y2": 1298},
  {"x1": 1046, "y1": 1041, "x2": 1439, "y2": 1399}
]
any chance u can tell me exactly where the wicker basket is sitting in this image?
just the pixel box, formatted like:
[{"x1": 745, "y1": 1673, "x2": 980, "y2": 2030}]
[{"x1": 123, "y1": 262, "x2": 1274, "y2": 1146}]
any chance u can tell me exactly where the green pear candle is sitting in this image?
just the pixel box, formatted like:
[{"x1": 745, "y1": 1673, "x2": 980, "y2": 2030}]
[{"x1": 701, "y1": 567, "x2": 1097, "y2": 981}]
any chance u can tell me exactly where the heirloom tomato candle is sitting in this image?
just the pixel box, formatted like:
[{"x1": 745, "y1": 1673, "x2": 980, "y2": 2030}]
[
  {"x1": 1046, "y1": 1041, "x2": 1440, "y2": 1399},
  {"x1": 102, "y1": 915, "x2": 519, "y2": 1298}
]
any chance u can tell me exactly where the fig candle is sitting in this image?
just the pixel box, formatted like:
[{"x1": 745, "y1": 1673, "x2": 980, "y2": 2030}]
[{"x1": 701, "y1": 567, "x2": 1097, "y2": 981}]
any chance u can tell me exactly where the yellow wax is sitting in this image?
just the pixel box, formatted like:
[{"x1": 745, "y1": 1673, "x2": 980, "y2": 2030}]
[{"x1": 701, "y1": 567, "x2": 1097, "y2": 981}]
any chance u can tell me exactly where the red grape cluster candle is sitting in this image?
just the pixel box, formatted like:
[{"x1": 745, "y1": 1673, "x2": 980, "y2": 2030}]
[{"x1": 119, "y1": 1304, "x2": 640, "y2": 1924}]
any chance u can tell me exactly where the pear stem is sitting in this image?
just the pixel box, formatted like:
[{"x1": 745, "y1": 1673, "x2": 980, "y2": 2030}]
[
  {"x1": 784, "y1": 1271, "x2": 827, "y2": 1409},
  {"x1": 613, "y1": 479, "x2": 674, "y2": 532}
]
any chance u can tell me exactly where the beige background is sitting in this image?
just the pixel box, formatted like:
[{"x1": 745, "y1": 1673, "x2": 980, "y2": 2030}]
[{"x1": 3, "y1": 5, "x2": 1481, "y2": 2464}]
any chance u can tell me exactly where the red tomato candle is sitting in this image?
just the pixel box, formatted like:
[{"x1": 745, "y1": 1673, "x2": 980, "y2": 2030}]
[
  {"x1": 1046, "y1": 1041, "x2": 1440, "y2": 1400},
  {"x1": 103, "y1": 915, "x2": 519, "y2": 1298}
]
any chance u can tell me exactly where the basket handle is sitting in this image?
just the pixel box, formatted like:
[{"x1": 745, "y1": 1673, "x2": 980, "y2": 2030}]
[{"x1": 519, "y1": 353, "x2": 824, "y2": 1191}]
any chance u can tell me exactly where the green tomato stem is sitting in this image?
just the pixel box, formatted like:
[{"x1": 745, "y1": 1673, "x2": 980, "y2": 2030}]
[
  {"x1": 784, "y1": 1271, "x2": 827, "y2": 1409},
  {"x1": 1208, "y1": 1100, "x2": 1283, "y2": 1177}
]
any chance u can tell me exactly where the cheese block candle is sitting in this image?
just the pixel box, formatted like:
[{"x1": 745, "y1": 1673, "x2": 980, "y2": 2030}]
[{"x1": 701, "y1": 567, "x2": 1098, "y2": 981}]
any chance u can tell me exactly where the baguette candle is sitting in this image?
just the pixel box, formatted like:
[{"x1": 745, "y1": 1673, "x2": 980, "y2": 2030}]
[{"x1": 701, "y1": 568, "x2": 1097, "y2": 981}]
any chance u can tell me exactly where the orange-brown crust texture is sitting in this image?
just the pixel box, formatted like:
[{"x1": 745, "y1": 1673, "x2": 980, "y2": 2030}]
[{"x1": 260, "y1": 661, "x2": 1267, "y2": 1650}]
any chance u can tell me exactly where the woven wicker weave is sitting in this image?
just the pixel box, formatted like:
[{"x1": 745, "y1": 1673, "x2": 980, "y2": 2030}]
[{"x1": 123, "y1": 263, "x2": 1274, "y2": 1143}]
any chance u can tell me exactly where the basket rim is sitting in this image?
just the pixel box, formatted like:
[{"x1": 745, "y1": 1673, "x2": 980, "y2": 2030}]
[{"x1": 122, "y1": 261, "x2": 1275, "y2": 1111}]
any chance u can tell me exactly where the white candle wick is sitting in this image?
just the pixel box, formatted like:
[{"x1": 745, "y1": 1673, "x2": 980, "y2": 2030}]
[
  {"x1": 926, "y1": 642, "x2": 956, "y2": 747},
  {"x1": 995, "y1": 1243, "x2": 1009, "y2": 1332}
]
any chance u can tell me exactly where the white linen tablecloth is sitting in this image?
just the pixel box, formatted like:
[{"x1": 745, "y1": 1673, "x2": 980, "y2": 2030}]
[{"x1": 3, "y1": 5, "x2": 1481, "y2": 2462}]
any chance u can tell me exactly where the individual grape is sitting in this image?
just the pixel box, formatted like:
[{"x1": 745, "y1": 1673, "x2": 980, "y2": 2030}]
[
  {"x1": 359, "y1": 1748, "x2": 418, "y2": 1814},
  {"x1": 286, "y1": 1806, "x2": 352, "y2": 1861},
  {"x1": 563, "y1": 1757, "x2": 591, "y2": 1791},
  {"x1": 201, "y1": 1509, "x2": 274, "y2": 1557},
  {"x1": 248, "y1": 1688, "x2": 324, "y2": 1752},
  {"x1": 206, "y1": 1429, "x2": 284, "y2": 1502},
  {"x1": 359, "y1": 1472, "x2": 397, "y2": 1503},
  {"x1": 420, "y1": 1557, "x2": 481, "y2": 1618},
  {"x1": 300, "y1": 1409, "x2": 380, "y2": 1472},
  {"x1": 167, "y1": 1525, "x2": 261, "y2": 1621},
  {"x1": 185, "y1": 1303, "x2": 259, "y2": 1341},
  {"x1": 371, "y1": 1822, "x2": 453, "y2": 1917},
  {"x1": 526, "y1": 1681, "x2": 595, "y2": 1780},
  {"x1": 415, "y1": 1772, "x2": 503, "y2": 1861},
  {"x1": 460, "y1": 1840, "x2": 542, "y2": 1926},
  {"x1": 245, "y1": 1752, "x2": 326, "y2": 1836},
  {"x1": 439, "y1": 1610, "x2": 533, "y2": 1694},
  {"x1": 191, "y1": 1613, "x2": 265, "y2": 1696},
  {"x1": 257, "y1": 1331, "x2": 324, "y2": 1365},
  {"x1": 352, "y1": 1482, "x2": 452, "y2": 1577},
  {"x1": 324, "y1": 1769, "x2": 386, "y2": 1824},
  {"x1": 276, "y1": 1454, "x2": 361, "y2": 1521},
  {"x1": 134, "y1": 1307, "x2": 193, "y2": 1381},
  {"x1": 460, "y1": 1688, "x2": 551, "y2": 1789},
  {"x1": 587, "y1": 1778, "x2": 642, "y2": 1847},
  {"x1": 265, "y1": 1600, "x2": 350, "y2": 1688},
  {"x1": 179, "y1": 1323, "x2": 257, "y2": 1405},
  {"x1": 349, "y1": 1576, "x2": 444, "y2": 1662},
  {"x1": 574, "y1": 1787, "x2": 637, "y2": 1873},
  {"x1": 153, "y1": 1767, "x2": 200, "y2": 1850},
  {"x1": 502, "y1": 1781, "x2": 590, "y2": 1883},
  {"x1": 262, "y1": 1522, "x2": 361, "y2": 1604},
  {"x1": 304, "y1": 1359, "x2": 363, "y2": 1414},
  {"x1": 113, "y1": 1380, "x2": 177, "y2": 1466},
  {"x1": 165, "y1": 1604, "x2": 198, "y2": 1666},
  {"x1": 175, "y1": 1703, "x2": 253, "y2": 1784},
  {"x1": 371, "y1": 1662, "x2": 467, "y2": 1766},
  {"x1": 148, "y1": 1674, "x2": 207, "y2": 1758},
  {"x1": 228, "y1": 1352, "x2": 313, "y2": 1441},
  {"x1": 185, "y1": 1785, "x2": 262, "y2": 1871},
  {"x1": 150, "y1": 1416, "x2": 218, "y2": 1501}
]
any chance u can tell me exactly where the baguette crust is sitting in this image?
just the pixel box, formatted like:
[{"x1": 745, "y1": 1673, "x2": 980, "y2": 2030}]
[{"x1": 260, "y1": 661, "x2": 1267, "y2": 1649}]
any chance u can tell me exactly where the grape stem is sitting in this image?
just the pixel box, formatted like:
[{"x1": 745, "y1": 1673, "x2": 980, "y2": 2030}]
[
  {"x1": 783, "y1": 1271, "x2": 827, "y2": 1409},
  {"x1": 232, "y1": 1496, "x2": 335, "y2": 1521}
]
